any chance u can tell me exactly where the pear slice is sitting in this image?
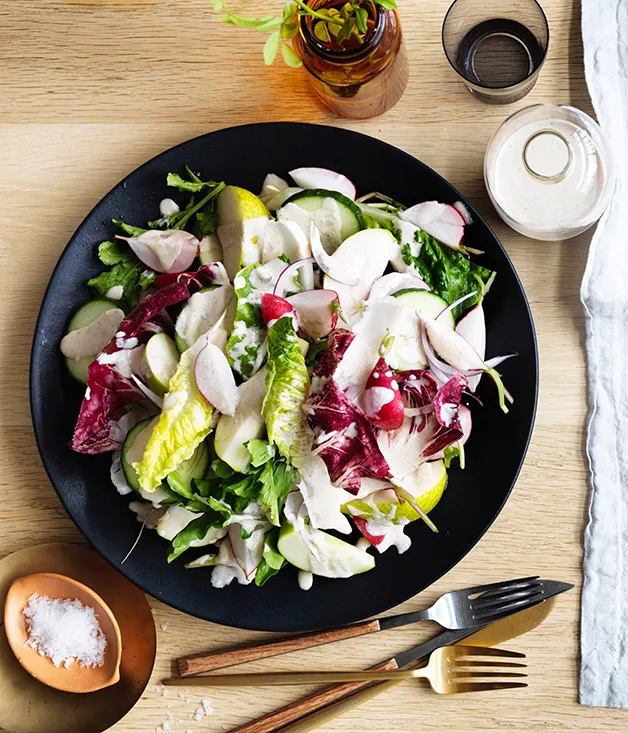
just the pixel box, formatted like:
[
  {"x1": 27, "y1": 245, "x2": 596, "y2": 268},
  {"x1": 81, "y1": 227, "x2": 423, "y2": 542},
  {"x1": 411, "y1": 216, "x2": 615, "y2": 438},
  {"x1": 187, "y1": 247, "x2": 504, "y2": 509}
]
[
  {"x1": 342, "y1": 460, "x2": 447, "y2": 524},
  {"x1": 277, "y1": 523, "x2": 375, "y2": 577},
  {"x1": 144, "y1": 333, "x2": 180, "y2": 396},
  {"x1": 214, "y1": 369, "x2": 266, "y2": 472},
  {"x1": 217, "y1": 186, "x2": 270, "y2": 280}
]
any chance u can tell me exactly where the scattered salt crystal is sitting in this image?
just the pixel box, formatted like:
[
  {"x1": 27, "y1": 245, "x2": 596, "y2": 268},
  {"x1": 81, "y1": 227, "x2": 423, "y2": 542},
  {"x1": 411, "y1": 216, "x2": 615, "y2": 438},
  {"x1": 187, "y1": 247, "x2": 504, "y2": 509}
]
[
  {"x1": 151, "y1": 608, "x2": 156, "y2": 615},
  {"x1": 186, "y1": 697, "x2": 193, "y2": 704},
  {"x1": 178, "y1": 692, "x2": 186, "y2": 700},
  {"x1": 202, "y1": 699, "x2": 214, "y2": 716},
  {"x1": 155, "y1": 683, "x2": 168, "y2": 697},
  {"x1": 23, "y1": 593, "x2": 106, "y2": 669},
  {"x1": 166, "y1": 703, "x2": 172, "y2": 709},
  {"x1": 193, "y1": 707, "x2": 204, "y2": 721},
  {"x1": 160, "y1": 622, "x2": 168, "y2": 631}
]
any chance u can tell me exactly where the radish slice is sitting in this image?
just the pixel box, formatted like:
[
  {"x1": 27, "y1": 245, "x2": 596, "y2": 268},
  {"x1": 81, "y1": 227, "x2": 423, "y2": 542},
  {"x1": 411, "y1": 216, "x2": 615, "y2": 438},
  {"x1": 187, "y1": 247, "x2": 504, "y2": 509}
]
[
  {"x1": 261, "y1": 293, "x2": 296, "y2": 327},
  {"x1": 277, "y1": 220, "x2": 314, "y2": 291},
  {"x1": 453, "y1": 201, "x2": 473, "y2": 225},
  {"x1": 456, "y1": 303, "x2": 486, "y2": 391},
  {"x1": 289, "y1": 167, "x2": 356, "y2": 199},
  {"x1": 117, "y1": 230, "x2": 199, "y2": 274},
  {"x1": 362, "y1": 357, "x2": 405, "y2": 431},
  {"x1": 286, "y1": 289, "x2": 340, "y2": 340},
  {"x1": 400, "y1": 201, "x2": 466, "y2": 251},
  {"x1": 194, "y1": 338, "x2": 239, "y2": 415},
  {"x1": 273, "y1": 257, "x2": 315, "y2": 298},
  {"x1": 310, "y1": 224, "x2": 361, "y2": 286}
]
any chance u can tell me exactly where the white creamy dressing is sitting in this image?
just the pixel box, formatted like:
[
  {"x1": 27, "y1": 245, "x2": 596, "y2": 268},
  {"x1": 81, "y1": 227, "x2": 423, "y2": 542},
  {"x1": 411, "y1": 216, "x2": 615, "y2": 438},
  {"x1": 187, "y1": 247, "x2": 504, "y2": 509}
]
[
  {"x1": 490, "y1": 117, "x2": 606, "y2": 233},
  {"x1": 363, "y1": 386, "x2": 395, "y2": 416},
  {"x1": 387, "y1": 308, "x2": 425, "y2": 371},
  {"x1": 155, "y1": 506, "x2": 227, "y2": 547},
  {"x1": 355, "y1": 538, "x2": 371, "y2": 552},
  {"x1": 297, "y1": 570, "x2": 314, "y2": 591},
  {"x1": 389, "y1": 218, "x2": 421, "y2": 273},
  {"x1": 159, "y1": 198, "x2": 180, "y2": 217},
  {"x1": 110, "y1": 452, "x2": 133, "y2": 496},
  {"x1": 105, "y1": 285, "x2": 124, "y2": 301},
  {"x1": 210, "y1": 523, "x2": 267, "y2": 588},
  {"x1": 370, "y1": 520, "x2": 411, "y2": 554},
  {"x1": 98, "y1": 344, "x2": 143, "y2": 378},
  {"x1": 60, "y1": 308, "x2": 125, "y2": 361},
  {"x1": 175, "y1": 285, "x2": 235, "y2": 348}
]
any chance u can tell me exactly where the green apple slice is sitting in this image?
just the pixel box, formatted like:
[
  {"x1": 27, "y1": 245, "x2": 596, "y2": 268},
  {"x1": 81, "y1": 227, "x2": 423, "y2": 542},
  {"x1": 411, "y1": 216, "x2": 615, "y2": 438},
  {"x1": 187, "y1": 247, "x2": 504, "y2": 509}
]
[
  {"x1": 214, "y1": 368, "x2": 266, "y2": 472},
  {"x1": 277, "y1": 523, "x2": 375, "y2": 577},
  {"x1": 144, "y1": 332, "x2": 180, "y2": 396}
]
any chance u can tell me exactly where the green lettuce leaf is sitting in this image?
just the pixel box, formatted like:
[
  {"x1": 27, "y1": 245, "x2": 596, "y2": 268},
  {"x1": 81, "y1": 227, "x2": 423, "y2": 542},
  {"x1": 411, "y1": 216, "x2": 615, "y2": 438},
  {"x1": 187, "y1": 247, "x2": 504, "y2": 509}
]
[
  {"x1": 258, "y1": 458, "x2": 295, "y2": 526},
  {"x1": 263, "y1": 316, "x2": 309, "y2": 460},
  {"x1": 167, "y1": 512, "x2": 226, "y2": 562},
  {"x1": 246, "y1": 439, "x2": 276, "y2": 468},
  {"x1": 402, "y1": 232, "x2": 494, "y2": 318},
  {"x1": 254, "y1": 528, "x2": 286, "y2": 586},
  {"x1": 134, "y1": 340, "x2": 214, "y2": 493}
]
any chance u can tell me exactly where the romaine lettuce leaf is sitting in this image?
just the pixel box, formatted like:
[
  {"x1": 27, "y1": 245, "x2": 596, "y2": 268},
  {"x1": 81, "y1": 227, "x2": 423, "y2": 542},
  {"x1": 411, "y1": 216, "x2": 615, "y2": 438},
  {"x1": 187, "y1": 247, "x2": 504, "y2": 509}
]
[
  {"x1": 263, "y1": 315, "x2": 309, "y2": 460},
  {"x1": 134, "y1": 337, "x2": 214, "y2": 492},
  {"x1": 71, "y1": 266, "x2": 223, "y2": 454},
  {"x1": 402, "y1": 232, "x2": 494, "y2": 318}
]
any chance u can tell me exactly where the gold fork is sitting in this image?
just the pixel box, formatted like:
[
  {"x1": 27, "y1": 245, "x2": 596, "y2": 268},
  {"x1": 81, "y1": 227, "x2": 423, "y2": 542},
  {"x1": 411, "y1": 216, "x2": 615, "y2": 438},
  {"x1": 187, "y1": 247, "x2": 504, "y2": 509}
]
[{"x1": 162, "y1": 645, "x2": 527, "y2": 694}]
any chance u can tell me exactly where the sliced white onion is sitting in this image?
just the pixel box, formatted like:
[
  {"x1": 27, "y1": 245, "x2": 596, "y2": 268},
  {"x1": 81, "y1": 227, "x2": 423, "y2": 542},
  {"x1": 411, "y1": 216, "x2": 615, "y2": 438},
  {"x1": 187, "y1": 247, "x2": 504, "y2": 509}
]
[
  {"x1": 310, "y1": 223, "x2": 361, "y2": 286},
  {"x1": 131, "y1": 375, "x2": 163, "y2": 408},
  {"x1": 404, "y1": 405, "x2": 435, "y2": 417},
  {"x1": 436, "y1": 292, "x2": 477, "y2": 322},
  {"x1": 453, "y1": 201, "x2": 473, "y2": 225},
  {"x1": 485, "y1": 353, "x2": 518, "y2": 369},
  {"x1": 273, "y1": 257, "x2": 315, "y2": 298}
]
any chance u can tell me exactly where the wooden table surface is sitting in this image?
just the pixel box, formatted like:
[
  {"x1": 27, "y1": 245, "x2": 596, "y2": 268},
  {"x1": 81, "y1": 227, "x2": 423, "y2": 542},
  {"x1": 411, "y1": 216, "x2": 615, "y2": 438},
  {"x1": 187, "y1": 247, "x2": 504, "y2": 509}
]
[{"x1": 0, "y1": 1, "x2": 622, "y2": 731}]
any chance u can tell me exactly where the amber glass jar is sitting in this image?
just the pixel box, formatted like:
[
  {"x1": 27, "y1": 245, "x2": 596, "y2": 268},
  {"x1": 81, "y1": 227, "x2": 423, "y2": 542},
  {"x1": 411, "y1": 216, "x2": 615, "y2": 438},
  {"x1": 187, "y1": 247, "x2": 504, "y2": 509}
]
[{"x1": 293, "y1": 0, "x2": 408, "y2": 119}]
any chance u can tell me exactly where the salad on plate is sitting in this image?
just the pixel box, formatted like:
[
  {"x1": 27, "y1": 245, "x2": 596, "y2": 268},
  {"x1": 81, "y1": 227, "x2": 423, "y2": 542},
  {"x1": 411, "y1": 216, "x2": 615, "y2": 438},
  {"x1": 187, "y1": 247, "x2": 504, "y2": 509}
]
[{"x1": 60, "y1": 165, "x2": 515, "y2": 591}]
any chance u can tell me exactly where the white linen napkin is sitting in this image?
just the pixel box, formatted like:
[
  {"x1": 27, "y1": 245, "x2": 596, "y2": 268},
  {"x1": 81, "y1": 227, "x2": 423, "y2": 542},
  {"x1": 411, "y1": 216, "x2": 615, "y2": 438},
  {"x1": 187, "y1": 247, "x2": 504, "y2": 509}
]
[{"x1": 580, "y1": 0, "x2": 628, "y2": 709}]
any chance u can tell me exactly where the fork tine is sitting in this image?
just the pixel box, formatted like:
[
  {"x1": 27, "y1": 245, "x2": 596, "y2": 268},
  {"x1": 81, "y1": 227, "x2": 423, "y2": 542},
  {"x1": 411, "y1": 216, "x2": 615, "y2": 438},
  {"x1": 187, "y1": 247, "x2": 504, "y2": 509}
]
[
  {"x1": 463, "y1": 576, "x2": 539, "y2": 596},
  {"x1": 471, "y1": 587, "x2": 543, "y2": 611},
  {"x1": 449, "y1": 682, "x2": 528, "y2": 693},
  {"x1": 451, "y1": 660, "x2": 527, "y2": 668},
  {"x1": 450, "y1": 646, "x2": 526, "y2": 659},
  {"x1": 472, "y1": 591, "x2": 544, "y2": 620},
  {"x1": 449, "y1": 670, "x2": 528, "y2": 679}
]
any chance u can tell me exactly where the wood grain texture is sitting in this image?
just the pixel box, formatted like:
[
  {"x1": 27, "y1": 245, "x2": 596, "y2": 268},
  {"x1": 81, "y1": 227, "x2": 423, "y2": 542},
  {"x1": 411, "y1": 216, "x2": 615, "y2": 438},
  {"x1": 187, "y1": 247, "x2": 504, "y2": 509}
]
[
  {"x1": 178, "y1": 621, "x2": 382, "y2": 677},
  {"x1": 0, "y1": 0, "x2": 623, "y2": 731}
]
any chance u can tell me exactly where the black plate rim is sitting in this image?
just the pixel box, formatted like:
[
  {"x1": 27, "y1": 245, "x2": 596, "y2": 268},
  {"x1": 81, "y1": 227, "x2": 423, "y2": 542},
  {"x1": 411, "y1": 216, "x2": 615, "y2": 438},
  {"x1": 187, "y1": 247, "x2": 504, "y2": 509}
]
[{"x1": 30, "y1": 122, "x2": 538, "y2": 631}]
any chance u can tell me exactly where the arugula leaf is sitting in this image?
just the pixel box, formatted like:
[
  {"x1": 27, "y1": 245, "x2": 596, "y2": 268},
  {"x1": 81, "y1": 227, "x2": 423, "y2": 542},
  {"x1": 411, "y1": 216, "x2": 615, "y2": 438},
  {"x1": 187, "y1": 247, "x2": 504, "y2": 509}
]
[
  {"x1": 87, "y1": 253, "x2": 155, "y2": 311},
  {"x1": 167, "y1": 512, "x2": 226, "y2": 562},
  {"x1": 112, "y1": 219, "x2": 147, "y2": 237},
  {"x1": 195, "y1": 208, "x2": 218, "y2": 236},
  {"x1": 97, "y1": 240, "x2": 131, "y2": 266},
  {"x1": 246, "y1": 439, "x2": 276, "y2": 468},
  {"x1": 258, "y1": 459, "x2": 295, "y2": 527},
  {"x1": 305, "y1": 337, "x2": 329, "y2": 367},
  {"x1": 403, "y1": 232, "x2": 495, "y2": 319},
  {"x1": 255, "y1": 528, "x2": 286, "y2": 586},
  {"x1": 167, "y1": 171, "x2": 222, "y2": 193}
]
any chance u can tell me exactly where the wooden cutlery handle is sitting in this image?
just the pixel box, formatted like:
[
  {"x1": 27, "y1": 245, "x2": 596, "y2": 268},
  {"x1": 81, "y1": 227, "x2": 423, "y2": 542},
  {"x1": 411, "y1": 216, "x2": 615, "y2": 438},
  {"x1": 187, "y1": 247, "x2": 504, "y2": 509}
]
[
  {"x1": 178, "y1": 619, "x2": 381, "y2": 677},
  {"x1": 228, "y1": 659, "x2": 398, "y2": 733}
]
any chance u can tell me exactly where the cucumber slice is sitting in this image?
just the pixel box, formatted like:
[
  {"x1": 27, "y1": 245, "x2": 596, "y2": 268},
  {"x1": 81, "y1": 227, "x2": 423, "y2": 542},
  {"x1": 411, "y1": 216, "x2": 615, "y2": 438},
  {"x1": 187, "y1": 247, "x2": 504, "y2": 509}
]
[
  {"x1": 277, "y1": 523, "x2": 375, "y2": 577},
  {"x1": 122, "y1": 417, "x2": 209, "y2": 493},
  {"x1": 393, "y1": 290, "x2": 455, "y2": 329},
  {"x1": 387, "y1": 290, "x2": 454, "y2": 371},
  {"x1": 64, "y1": 299, "x2": 121, "y2": 384},
  {"x1": 280, "y1": 189, "x2": 365, "y2": 252},
  {"x1": 145, "y1": 333, "x2": 180, "y2": 396}
]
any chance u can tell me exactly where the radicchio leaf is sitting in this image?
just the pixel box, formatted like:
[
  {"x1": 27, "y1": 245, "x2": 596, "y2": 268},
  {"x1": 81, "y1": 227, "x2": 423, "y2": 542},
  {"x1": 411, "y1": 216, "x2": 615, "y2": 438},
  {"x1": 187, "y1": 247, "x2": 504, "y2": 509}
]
[
  {"x1": 70, "y1": 265, "x2": 222, "y2": 454},
  {"x1": 307, "y1": 329, "x2": 390, "y2": 494},
  {"x1": 422, "y1": 372, "x2": 467, "y2": 459}
]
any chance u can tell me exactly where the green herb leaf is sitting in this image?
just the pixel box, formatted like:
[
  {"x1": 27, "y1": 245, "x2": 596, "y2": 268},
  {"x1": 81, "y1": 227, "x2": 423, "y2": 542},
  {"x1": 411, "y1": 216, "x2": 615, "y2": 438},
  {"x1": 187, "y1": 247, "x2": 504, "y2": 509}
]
[
  {"x1": 87, "y1": 256, "x2": 154, "y2": 311},
  {"x1": 402, "y1": 233, "x2": 495, "y2": 319},
  {"x1": 281, "y1": 43, "x2": 303, "y2": 68},
  {"x1": 246, "y1": 439, "x2": 276, "y2": 468},
  {"x1": 355, "y1": 6, "x2": 368, "y2": 32},
  {"x1": 257, "y1": 16, "x2": 283, "y2": 33},
  {"x1": 264, "y1": 30, "x2": 281, "y2": 65},
  {"x1": 314, "y1": 20, "x2": 331, "y2": 42},
  {"x1": 211, "y1": 458, "x2": 235, "y2": 479},
  {"x1": 97, "y1": 240, "x2": 132, "y2": 266},
  {"x1": 112, "y1": 220, "x2": 147, "y2": 237},
  {"x1": 258, "y1": 459, "x2": 295, "y2": 527},
  {"x1": 167, "y1": 512, "x2": 226, "y2": 562},
  {"x1": 255, "y1": 528, "x2": 286, "y2": 586}
]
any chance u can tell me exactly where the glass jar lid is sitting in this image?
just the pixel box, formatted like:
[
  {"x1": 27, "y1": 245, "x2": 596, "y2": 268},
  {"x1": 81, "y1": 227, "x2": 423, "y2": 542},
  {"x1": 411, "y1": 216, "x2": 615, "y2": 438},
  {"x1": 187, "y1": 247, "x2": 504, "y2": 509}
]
[{"x1": 484, "y1": 104, "x2": 615, "y2": 240}]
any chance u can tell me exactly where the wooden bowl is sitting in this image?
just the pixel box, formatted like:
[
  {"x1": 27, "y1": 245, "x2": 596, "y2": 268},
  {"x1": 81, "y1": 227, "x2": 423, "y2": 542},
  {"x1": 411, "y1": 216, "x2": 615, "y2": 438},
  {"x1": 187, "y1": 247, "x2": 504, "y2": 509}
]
[{"x1": 4, "y1": 572, "x2": 122, "y2": 693}]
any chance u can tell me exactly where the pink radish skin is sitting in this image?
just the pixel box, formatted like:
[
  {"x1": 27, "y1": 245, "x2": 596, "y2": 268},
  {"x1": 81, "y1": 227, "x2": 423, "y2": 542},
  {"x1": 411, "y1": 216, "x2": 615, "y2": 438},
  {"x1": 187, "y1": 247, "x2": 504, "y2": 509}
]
[
  {"x1": 117, "y1": 230, "x2": 199, "y2": 274},
  {"x1": 261, "y1": 293, "x2": 296, "y2": 327},
  {"x1": 194, "y1": 339, "x2": 239, "y2": 416},
  {"x1": 352, "y1": 516, "x2": 386, "y2": 547},
  {"x1": 455, "y1": 303, "x2": 486, "y2": 392},
  {"x1": 273, "y1": 257, "x2": 316, "y2": 298},
  {"x1": 400, "y1": 201, "x2": 465, "y2": 250},
  {"x1": 289, "y1": 167, "x2": 356, "y2": 199},
  {"x1": 362, "y1": 357, "x2": 405, "y2": 431},
  {"x1": 286, "y1": 289, "x2": 340, "y2": 340}
]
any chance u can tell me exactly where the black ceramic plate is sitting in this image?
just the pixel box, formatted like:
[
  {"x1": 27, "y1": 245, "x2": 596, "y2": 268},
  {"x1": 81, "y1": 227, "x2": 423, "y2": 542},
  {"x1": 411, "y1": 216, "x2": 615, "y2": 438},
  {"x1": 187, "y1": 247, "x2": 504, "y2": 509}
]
[{"x1": 30, "y1": 123, "x2": 537, "y2": 632}]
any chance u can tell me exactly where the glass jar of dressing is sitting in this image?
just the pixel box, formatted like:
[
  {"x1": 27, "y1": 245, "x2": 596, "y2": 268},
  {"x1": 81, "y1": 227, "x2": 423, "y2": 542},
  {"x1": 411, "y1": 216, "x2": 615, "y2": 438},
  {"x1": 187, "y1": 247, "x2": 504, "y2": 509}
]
[{"x1": 484, "y1": 104, "x2": 615, "y2": 240}]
